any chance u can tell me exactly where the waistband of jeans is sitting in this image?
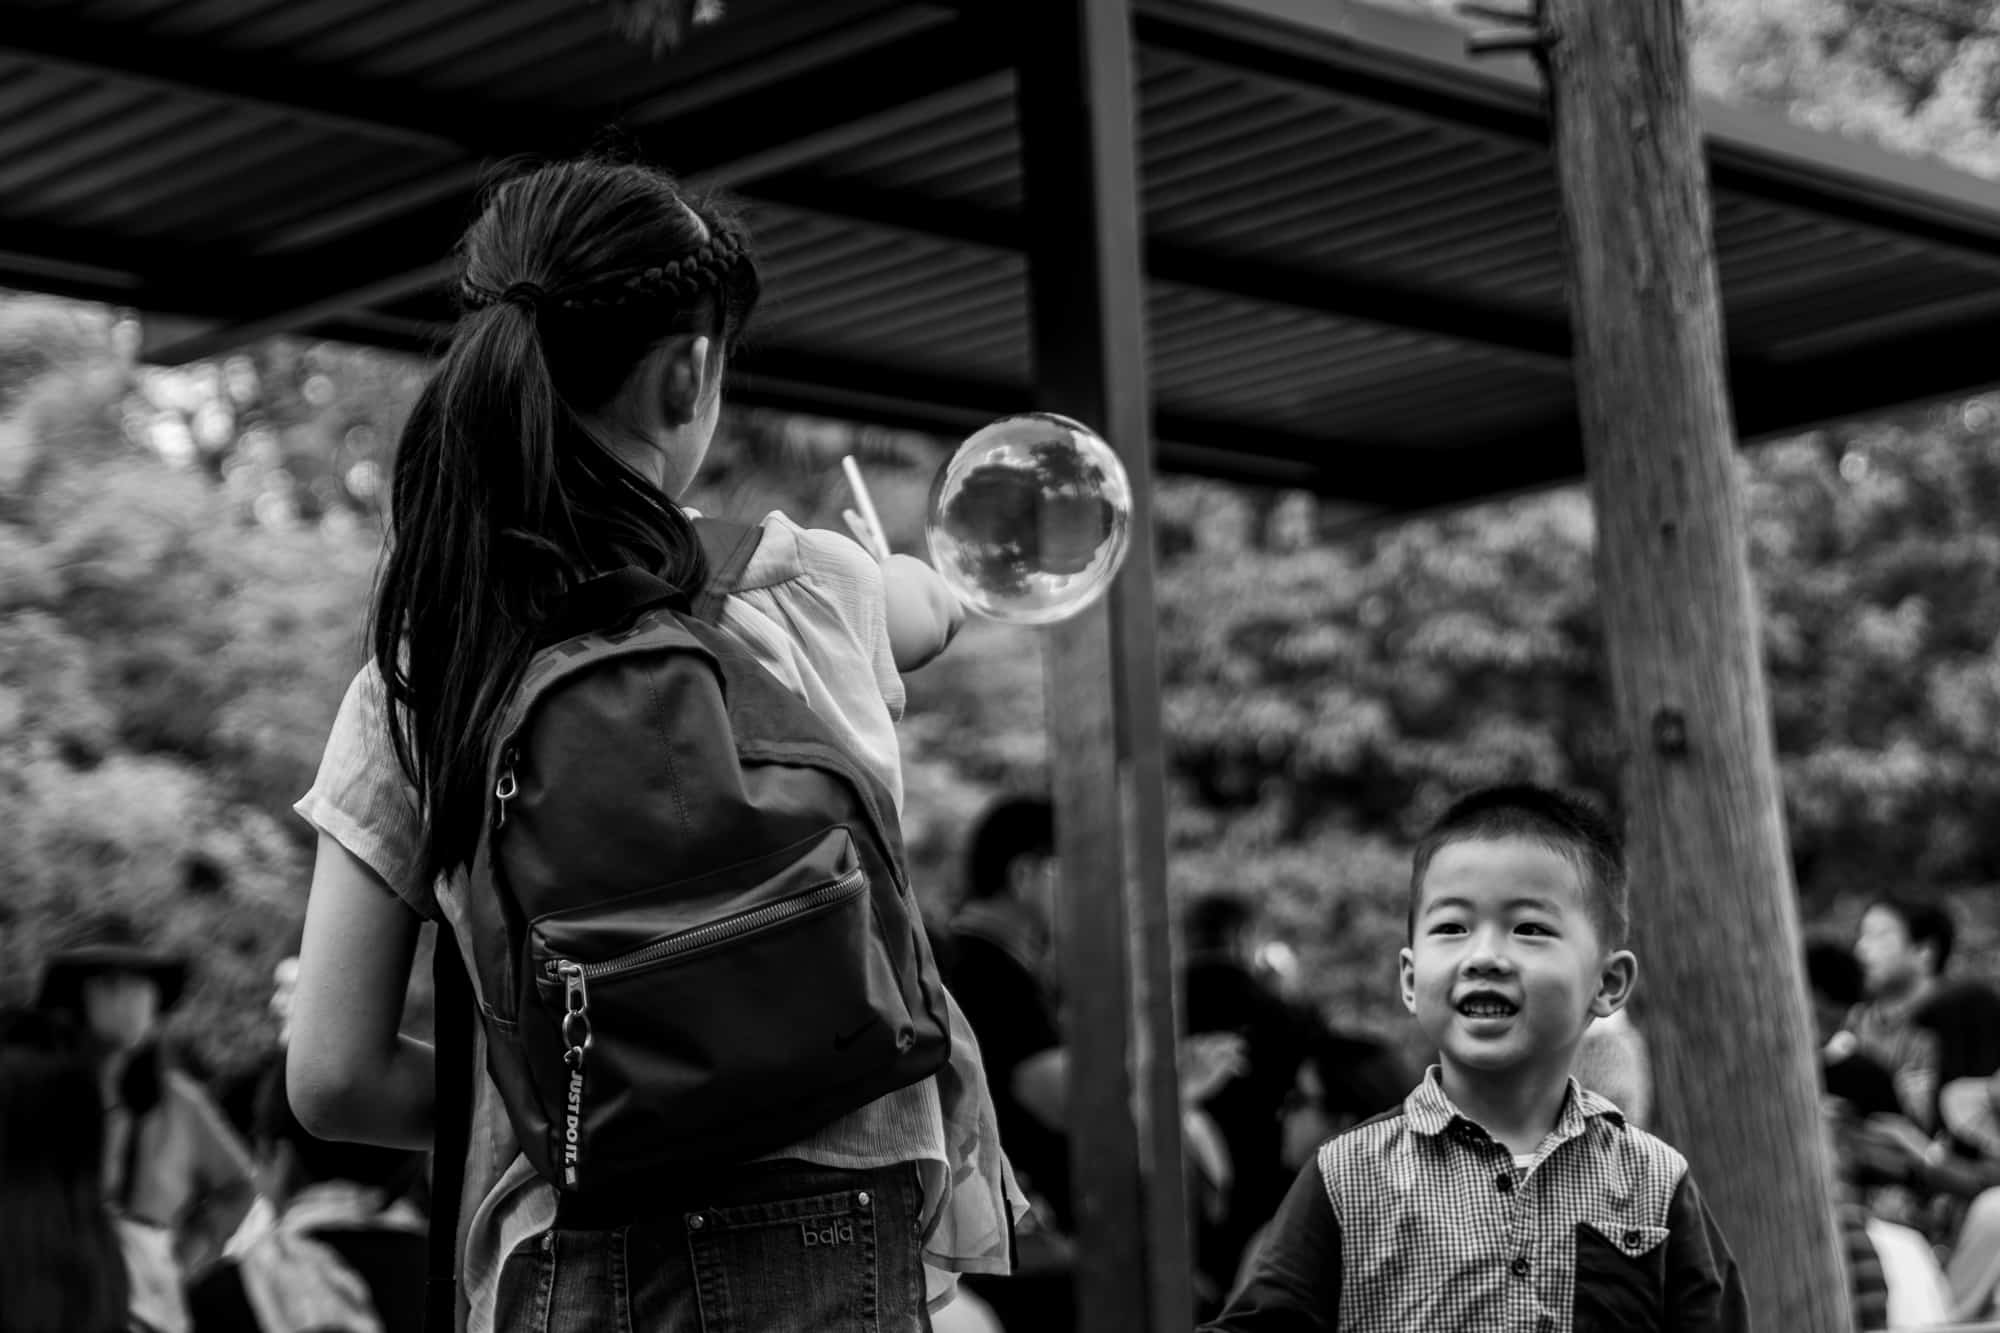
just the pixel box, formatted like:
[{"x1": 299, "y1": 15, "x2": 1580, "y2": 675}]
[{"x1": 551, "y1": 1158, "x2": 914, "y2": 1231}]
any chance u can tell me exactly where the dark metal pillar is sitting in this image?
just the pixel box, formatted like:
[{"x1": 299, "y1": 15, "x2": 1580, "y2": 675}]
[{"x1": 1016, "y1": 3, "x2": 1191, "y2": 1331}]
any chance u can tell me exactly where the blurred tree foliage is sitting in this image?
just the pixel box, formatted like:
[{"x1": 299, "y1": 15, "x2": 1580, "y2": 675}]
[
  {"x1": 11, "y1": 286, "x2": 2000, "y2": 1076},
  {"x1": 11, "y1": 1, "x2": 2000, "y2": 1078}
]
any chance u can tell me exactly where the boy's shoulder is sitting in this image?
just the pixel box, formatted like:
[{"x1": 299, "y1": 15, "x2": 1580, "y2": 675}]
[{"x1": 1313, "y1": 1089, "x2": 1693, "y2": 1211}]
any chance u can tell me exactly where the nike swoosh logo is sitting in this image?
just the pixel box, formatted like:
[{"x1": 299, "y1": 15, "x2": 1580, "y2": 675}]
[{"x1": 833, "y1": 1021, "x2": 875, "y2": 1050}]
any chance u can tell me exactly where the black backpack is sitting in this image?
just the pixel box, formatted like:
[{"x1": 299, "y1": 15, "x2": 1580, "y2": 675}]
[{"x1": 426, "y1": 520, "x2": 949, "y2": 1322}]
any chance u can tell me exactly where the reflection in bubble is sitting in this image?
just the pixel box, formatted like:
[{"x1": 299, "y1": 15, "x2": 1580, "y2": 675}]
[{"x1": 925, "y1": 414, "x2": 1133, "y2": 625}]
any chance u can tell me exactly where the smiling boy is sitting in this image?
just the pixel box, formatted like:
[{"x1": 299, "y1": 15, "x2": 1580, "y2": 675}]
[{"x1": 1203, "y1": 785, "x2": 1747, "y2": 1332}]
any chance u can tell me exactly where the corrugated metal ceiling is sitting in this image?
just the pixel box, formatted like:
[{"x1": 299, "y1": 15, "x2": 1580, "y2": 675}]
[{"x1": 4, "y1": 0, "x2": 2000, "y2": 506}]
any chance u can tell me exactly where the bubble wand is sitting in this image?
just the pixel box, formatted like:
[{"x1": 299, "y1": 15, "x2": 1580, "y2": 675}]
[{"x1": 840, "y1": 455, "x2": 893, "y2": 563}]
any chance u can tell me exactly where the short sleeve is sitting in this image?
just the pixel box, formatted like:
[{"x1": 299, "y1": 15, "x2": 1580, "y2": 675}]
[
  {"x1": 293, "y1": 664, "x2": 436, "y2": 920},
  {"x1": 783, "y1": 518, "x2": 906, "y2": 721}
]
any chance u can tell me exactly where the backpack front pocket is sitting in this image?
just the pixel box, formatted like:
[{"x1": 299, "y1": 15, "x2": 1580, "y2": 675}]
[{"x1": 523, "y1": 826, "x2": 922, "y2": 1189}]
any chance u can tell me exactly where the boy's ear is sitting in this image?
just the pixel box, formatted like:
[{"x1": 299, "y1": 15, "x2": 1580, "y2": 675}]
[
  {"x1": 1398, "y1": 947, "x2": 1418, "y2": 1015},
  {"x1": 1590, "y1": 950, "x2": 1638, "y2": 1019}
]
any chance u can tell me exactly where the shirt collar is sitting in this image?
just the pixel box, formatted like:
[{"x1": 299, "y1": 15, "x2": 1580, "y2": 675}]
[{"x1": 1405, "y1": 1065, "x2": 1624, "y2": 1143}]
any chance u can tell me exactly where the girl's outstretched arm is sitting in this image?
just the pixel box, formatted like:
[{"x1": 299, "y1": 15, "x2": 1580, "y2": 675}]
[{"x1": 287, "y1": 833, "x2": 435, "y2": 1150}]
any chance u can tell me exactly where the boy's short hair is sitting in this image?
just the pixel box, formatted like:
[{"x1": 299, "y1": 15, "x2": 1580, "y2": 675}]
[
  {"x1": 1409, "y1": 784, "x2": 1628, "y2": 950},
  {"x1": 1864, "y1": 894, "x2": 1955, "y2": 973},
  {"x1": 965, "y1": 796, "x2": 1055, "y2": 902}
]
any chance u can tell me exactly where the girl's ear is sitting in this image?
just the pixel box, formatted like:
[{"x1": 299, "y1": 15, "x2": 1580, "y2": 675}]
[
  {"x1": 1398, "y1": 948, "x2": 1418, "y2": 1015},
  {"x1": 659, "y1": 335, "x2": 712, "y2": 426}
]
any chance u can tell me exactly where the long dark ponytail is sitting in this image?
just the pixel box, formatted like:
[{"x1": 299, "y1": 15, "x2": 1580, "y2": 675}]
[{"x1": 373, "y1": 159, "x2": 761, "y2": 883}]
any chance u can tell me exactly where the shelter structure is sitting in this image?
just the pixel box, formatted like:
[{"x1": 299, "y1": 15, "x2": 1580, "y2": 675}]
[
  {"x1": 7, "y1": 0, "x2": 2000, "y2": 508},
  {"x1": 10, "y1": 0, "x2": 2000, "y2": 1328}
]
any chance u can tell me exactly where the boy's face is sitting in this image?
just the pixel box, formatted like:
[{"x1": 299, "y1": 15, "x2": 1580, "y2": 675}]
[{"x1": 1400, "y1": 836, "x2": 1635, "y2": 1085}]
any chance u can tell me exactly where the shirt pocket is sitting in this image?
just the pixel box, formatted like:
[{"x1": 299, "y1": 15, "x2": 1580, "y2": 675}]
[{"x1": 1573, "y1": 1221, "x2": 1670, "y2": 1333}]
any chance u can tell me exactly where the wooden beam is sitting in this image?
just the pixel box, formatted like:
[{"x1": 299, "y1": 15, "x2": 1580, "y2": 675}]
[
  {"x1": 1543, "y1": 1, "x2": 1850, "y2": 1327},
  {"x1": 1017, "y1": 4, "x2": 1191, "y2": 1332}
]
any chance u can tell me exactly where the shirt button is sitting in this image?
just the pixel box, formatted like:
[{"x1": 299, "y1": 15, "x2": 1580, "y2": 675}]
[
  {"x1": 1510, "y1": 1256, "x2": 1532, "y2": 1279},
  {"x1": 1623, "y1": 1230, "x2": 1642, "y2": 1248},
  {"x1": 1495, "y1": 1173, "x2": 1513, "y2": 1194}
]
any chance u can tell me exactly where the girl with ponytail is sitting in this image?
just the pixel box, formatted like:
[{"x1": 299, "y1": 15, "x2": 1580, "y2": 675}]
[{"x1": 286, "y1": 159, "x2": 1012, "y2": 1332}]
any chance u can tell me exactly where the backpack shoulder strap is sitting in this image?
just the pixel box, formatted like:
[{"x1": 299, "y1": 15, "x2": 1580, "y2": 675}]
[
  {"x1": 690, "y1": 517, "x2": 763, "y2": 624},
  {"x1": 424, "y1": 929, "x2": 475, "y2": 1333}
]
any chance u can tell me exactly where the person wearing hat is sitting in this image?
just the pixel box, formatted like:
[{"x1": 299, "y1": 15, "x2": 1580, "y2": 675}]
[{"x1": 37, "y1": 919, "x2": 258, "y2": 1286}]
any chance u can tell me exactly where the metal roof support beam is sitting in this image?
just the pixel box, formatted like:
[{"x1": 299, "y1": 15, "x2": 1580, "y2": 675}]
[
  {"x1": 139, "y1": 23, "x2": 1014, "y2": 365},
  {"x1": 746, "y1": 174, "x2": 1573, "y2": 368},
  {"x1": 0, "y1": 0, "x2": 947, "y2": 160},
  {"x1": 1135, "y1": 0, "x2": 2000, "y2": 276},
  {"x1": 1017, "y1": 6, "x2": 1192, "y2": 1325}
]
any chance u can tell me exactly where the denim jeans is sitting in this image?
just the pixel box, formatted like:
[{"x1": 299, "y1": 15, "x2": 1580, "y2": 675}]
[{"x1": 494, "y1": 1161, "x2": 931, "y2": 1333}]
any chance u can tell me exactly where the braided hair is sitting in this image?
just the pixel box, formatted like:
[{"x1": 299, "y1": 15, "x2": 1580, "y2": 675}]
[{"x1": 373, "y1": 158, "x2": 762, "y2": 883}]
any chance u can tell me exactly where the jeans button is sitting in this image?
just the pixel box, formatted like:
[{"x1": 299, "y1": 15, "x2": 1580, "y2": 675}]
[
  {"x1": 687, "y1": 1212, "x2": 706, "y2": 1230},
  {"x1": 856, "y1": 1191, "x2": 871, "y2": 1207}
]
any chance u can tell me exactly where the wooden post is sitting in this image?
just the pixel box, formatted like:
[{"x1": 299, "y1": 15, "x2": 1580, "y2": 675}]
[
  {"x1": 1016, "y1": 2, "x2": 1192, "y2": 1331},
  {"x1": 1542, "y1": 1, "x2": 1852, "y2": 1325}
]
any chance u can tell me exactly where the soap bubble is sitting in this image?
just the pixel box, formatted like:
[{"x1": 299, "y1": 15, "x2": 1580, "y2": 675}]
[{"x1": 925, "y1": 414, "x2": 1133, "y2": 625}]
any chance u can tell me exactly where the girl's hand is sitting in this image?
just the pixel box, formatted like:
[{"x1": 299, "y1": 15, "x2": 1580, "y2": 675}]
[{"x1": 882, "y1": 553, "x2": 965, "y2": 671}]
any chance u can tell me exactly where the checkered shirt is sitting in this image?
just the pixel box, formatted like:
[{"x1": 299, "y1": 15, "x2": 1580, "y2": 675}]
[{"x1": 1204, "y1": 1067, "x2": 1747, "y2": 1333}]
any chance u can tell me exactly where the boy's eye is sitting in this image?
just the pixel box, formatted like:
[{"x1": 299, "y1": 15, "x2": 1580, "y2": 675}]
[
  {"x1": 1428, "y1": 922, "x2": 1467, "y2": 936},
  {"x1": 1515, "y1": 922, "x2": 1556, "y2": 937}
]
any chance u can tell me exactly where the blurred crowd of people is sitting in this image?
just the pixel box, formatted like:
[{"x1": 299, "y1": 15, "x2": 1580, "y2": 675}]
[
  {"x1": 1, "y1": 919, "x2": 426, "y2": 1333},
  {"x1": 1806, "y1": 895, "x2": 2000, "y2": 1329},
  {"x1": 930, "y1": 797, "x2": 1412, "y2": 1330},
  {"x1": 17, "y1": 808, "x2": 2000, "y2": 1333}
]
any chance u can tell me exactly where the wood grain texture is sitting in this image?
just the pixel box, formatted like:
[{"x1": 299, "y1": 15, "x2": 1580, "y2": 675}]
[{"x1": 1543, "y1": 1, "x2": 1852, "y2": 1326}]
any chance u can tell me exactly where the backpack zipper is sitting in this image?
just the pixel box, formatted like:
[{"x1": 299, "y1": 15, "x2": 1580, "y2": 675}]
[
  {"x1": 544, "y1": 867, "x2": 867, "y2": 985},
  {"x1": 494, "y1": 747, "x2": 519, "y2": 830}
]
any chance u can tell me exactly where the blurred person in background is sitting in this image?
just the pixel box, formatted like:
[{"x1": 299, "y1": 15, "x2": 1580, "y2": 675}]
[
  {"x1": 1805, "y1": 939, "x2": 1953, "y2": 1329},
  {"x1": 188, "y1": 1059, "x2": 426, "y2": 1333},
  {"x1": 943, "y1": 795, "x2": 1072, "y2": 1232},
  {"x1": 1180, "y1": 891, "x2": 1318, "y2": 1299},
  {"x1": 0, "y1": 1007, "x2": 147, "y2": 1333},
  {"x1": 1573, "y1": 1005, "x2": 1652, "y2": 1128},
  {"x1": 1856, "y1": 892, "x2": 1968, "y2": 1128},
  {"x1": 36, "y1": 920, "x2": 258, "y2": 1283}
]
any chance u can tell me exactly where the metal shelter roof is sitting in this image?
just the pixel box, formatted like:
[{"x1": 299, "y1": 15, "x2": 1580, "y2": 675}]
[{"x1": 7, "y1": 0, "x2": 2000, "y2": 511}]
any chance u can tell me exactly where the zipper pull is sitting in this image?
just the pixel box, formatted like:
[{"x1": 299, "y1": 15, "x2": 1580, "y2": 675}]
[
  {"x1": 494, "y1": 747, "x2": 519, "y2": 830},
  {"x1": 558, "y1": 960, "x2": 591, "y2": 1070},
  {"x1": 556, "y1": 959, "x2": 590, "y2": 1190}
]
